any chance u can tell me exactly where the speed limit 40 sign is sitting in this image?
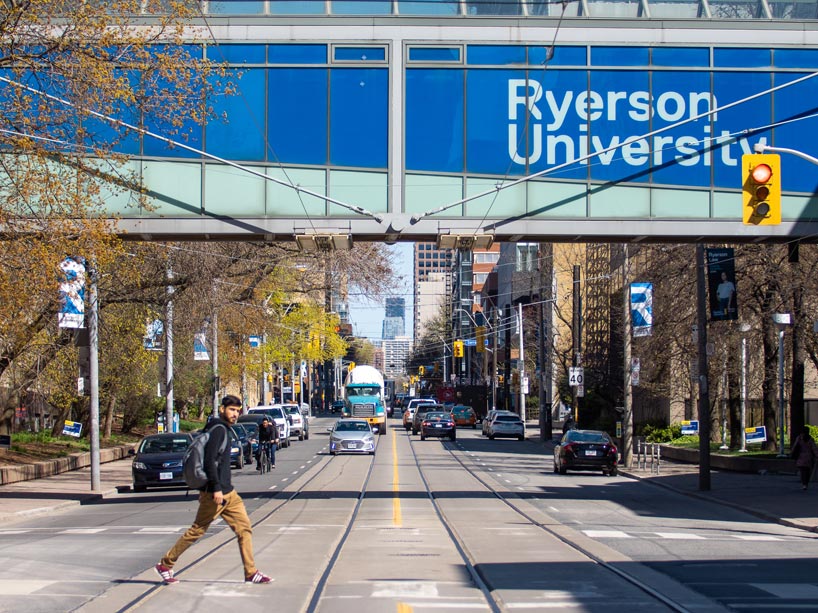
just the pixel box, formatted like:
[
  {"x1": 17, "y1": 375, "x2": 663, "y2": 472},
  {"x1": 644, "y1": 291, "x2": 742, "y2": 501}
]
[{"x1": 569, "y1": 366, "x2": 584, "y2": 387}]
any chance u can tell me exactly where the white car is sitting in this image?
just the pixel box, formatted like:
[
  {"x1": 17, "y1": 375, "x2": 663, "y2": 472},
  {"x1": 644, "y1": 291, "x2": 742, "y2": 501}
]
[
  {"x1": 247, "y1": 406, "x2": 291, "y2": 447},
  {"x1": 403, "y1": 398, "x2": 436, "y2": 431},
  {"x1": 487, "y1": 412, "x2": 526, "y2": 441},
  {"x1": 282, "y1": 403, "x2": 309, "y2": 441}
]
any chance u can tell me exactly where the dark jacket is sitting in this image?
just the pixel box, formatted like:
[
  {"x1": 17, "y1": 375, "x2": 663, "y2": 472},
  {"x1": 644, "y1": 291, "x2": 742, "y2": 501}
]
[
  {"x1": 259, "y1": 422, "x2": 277, "y2": 444},
  {"x1": 203, "y1": 418, "x2": 233, "y2": 494},
  {"x1": 792, "y1": 433, "x2": 818, "y2": 469}
]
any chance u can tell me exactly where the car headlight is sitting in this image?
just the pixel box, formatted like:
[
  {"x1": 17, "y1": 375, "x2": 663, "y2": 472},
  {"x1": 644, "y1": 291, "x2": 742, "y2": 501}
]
[
  {"x1": 231, "y1": 447, "x2": 240, "y2": 453},
  {"x1": 133, "y1": 461, "x2": 147, "y2": 470}
]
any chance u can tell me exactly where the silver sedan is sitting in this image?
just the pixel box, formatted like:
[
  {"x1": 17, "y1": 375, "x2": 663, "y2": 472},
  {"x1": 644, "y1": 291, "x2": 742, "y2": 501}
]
[{"x1": 328, "y1": 419, "x2": 376, "y2": 455}]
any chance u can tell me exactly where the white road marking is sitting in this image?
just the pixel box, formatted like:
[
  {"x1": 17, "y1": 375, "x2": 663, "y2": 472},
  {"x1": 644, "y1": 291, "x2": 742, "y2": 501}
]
[
  {"x1": 268, "y1": 485, "x2": 277, "y2": 490},
  {"x1": 0, "y1": 531, "x2": 29, "y2": 535},
  {"x1": 59, "y1": 528, "x2": 105, "y2": 534},
  {"x1": 732, "y1": 534, "x2": 782, "y2": 541},
  {"x1": 653, "y1": 532, "x2": 706, "y2": 540},
  {"x1": 548, "y1": 506, "x2": 559, "y2": 513},
  {"x1": 0, "y1": 580, "x2": 53, "y2": 594},
  {"x1": 583, "y1": 530, "x2": 632, "y2": 539},
  {"x1": 300, "y1": 465, "x2": 306, "y2": 469},
  {"x1": 371, "y1": 582, "x2": 438, "y2": 598},
  {"x1": 138, "y1": 527, "x2": 183, "y2": 533}
]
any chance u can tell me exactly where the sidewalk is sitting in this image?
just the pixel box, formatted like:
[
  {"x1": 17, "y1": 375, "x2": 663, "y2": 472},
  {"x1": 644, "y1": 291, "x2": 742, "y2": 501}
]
[{"x1": 2, "y1": 440, "x2": 818, "y2": 536}]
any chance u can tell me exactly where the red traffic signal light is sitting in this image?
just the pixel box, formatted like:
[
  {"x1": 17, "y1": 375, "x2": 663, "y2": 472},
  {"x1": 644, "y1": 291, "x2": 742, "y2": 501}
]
[{"x1": 742, "y1": 154, "x2": 780, "y2": 225}]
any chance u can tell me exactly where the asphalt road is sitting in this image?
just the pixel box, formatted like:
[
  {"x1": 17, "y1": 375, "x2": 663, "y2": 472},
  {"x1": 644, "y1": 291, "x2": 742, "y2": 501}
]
[{"x1": 1, "y1": 417, "x2": 817, "y2": 612}]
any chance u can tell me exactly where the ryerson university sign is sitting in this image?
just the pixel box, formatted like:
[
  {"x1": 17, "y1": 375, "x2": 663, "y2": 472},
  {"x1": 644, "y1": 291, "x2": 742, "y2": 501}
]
[{"x1": 507, "y1": 79, "x2": 755, "y2": 170}]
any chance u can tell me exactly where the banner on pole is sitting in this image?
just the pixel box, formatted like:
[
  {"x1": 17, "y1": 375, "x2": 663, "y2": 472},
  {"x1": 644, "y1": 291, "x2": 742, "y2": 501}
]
[
  {"x1": 706, "y1": 248, "x2": 738, "y2": 321},
  {"x1": 630, "y1": 283, "x2": 653, "y2": 337},
  {"x1": 194, "y1": 332, "x2": 210, "y2": 361},
  {"x1": 143, "y1": 319, "x2": 164, "y2": 351},
  {"x1": 58, "y1": 256, "x2": 86, "y2": 328}
]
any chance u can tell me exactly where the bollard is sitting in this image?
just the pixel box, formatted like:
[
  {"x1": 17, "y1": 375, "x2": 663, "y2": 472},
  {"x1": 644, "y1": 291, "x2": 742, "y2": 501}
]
[{"x1": 656, "y1": 444, "x2": 661, "y2": 474}]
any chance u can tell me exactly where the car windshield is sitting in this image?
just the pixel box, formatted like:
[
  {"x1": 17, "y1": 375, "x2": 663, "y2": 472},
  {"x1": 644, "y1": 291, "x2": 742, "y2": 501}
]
[
  {"x1": 348, "y1": 386, "x2": 379, "y2": 396},
  {"x1": 335, "y1": 422, "x2": 371, "y2": 432},
  {"x1": 139, "y1": 436, "x2": 189, "y2": 454},
  {"x1": 496, "y1": 415, "x2": 522, "y2": 423},
  {"x1": 285, "y1": 406, "x2": 299, "y2": 415},
  {"x1": 424, "y1": 412, "x2": 448, "y2": 420},
  {"x1": 567, "y1": 431, "x2": 611, "y2": 443},
  {"x1": 453, "y1": 407, "x2": 471, "y2": 414},
  {"x1": 242, "y1": 423, "x2": 259, "y2": 436}
]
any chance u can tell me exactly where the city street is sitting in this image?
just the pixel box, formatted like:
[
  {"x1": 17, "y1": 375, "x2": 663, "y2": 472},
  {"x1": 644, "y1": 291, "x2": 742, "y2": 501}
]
[{"x1": 0, "y1": 416, "x2": 816, "y2": 612}]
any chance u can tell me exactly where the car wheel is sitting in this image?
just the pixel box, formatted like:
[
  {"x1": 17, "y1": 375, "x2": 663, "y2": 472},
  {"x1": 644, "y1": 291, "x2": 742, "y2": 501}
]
[
  {"x1": 488, "y1": 434, "x2": 495, "y2": 440},
  {"x1": 304, "y1": 430, "x2": 309, "y2": 440},
  {"x1": 133, "y1": 484, "x2": 146, "y2": 492},
  {"x1": 559, "y1": 465, "x2": 567, "y2": 475},
  {"x1": 610, "y1": 466, "x2": 618, "y2": 477},
  {"x1": 472, "y1": 424, "x2": 476, "y2": 429},
  {"x1": 420, "y1": 432, "x2": 426, "y2": 441},
  {"x1": 553, "y1": 462, "x2": 559, "y2": 474},
  {"x1": 237, "y1": 453, "x2": 244, "y2": 469},
  {"x1": 518, "y1": 435, "x2": 525, "y2": 441},
  {"x1": 450, "y1": 433, "x2": 456, "y2": 441},
  {"x1": 412, "y1": 428, "x2": 418, "y2": 436},
  {"x1": 299, "y1": 431, "x2": 304, "y2": 441}
]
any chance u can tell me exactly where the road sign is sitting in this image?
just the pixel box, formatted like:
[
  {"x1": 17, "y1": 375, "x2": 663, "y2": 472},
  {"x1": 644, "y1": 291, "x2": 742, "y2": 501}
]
[
  {"x1": 464, "y1": 338, "x2": 477, "y2": 346},
  {"x1": 745, "y1": 425, "x2": 767, "y2": 444},
  {"x1": 568, "y1": 367, "x2": 584, "y2": 387},
  {"x1": 681, "y1": 420, "x2": 699, "y2": 435},
  {"x1": 62, "y1": 420, "x2": 82, "y2": 438}
]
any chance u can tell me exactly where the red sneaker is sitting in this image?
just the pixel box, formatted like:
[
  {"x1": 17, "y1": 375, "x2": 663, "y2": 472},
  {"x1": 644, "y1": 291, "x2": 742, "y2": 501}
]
[
  {"x1": 155, "y1": 563, "x2": 178, "y2": 584},
  {"x1": 245, "y1": 570, "x2": 272, "y2": 584}
]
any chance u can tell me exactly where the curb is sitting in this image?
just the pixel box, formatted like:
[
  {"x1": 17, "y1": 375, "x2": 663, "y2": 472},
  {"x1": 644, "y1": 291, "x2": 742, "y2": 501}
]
[
  {"x1": 0, "y1": 444, "x2": 135, "y2": 486},
  {"x1": 0, "y1": 487, "x2": 121, "y2": 523}
]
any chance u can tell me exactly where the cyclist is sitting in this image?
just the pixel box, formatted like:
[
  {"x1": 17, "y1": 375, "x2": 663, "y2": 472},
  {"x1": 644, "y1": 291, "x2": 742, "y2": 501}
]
[{"x1": 256, "y1": 417, "x2": 277, "y2": 470}]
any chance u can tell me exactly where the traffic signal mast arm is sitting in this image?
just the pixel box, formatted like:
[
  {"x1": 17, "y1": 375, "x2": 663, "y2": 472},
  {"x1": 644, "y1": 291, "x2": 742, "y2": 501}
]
[{"x1": 754, "y1": 143, "x2": 818, "y2": 166}]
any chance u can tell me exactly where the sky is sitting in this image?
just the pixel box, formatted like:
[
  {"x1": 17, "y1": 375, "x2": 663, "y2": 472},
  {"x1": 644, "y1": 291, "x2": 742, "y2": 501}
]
[{"x1": 347, "y1": 242, "x2": 414, "y2": 342}]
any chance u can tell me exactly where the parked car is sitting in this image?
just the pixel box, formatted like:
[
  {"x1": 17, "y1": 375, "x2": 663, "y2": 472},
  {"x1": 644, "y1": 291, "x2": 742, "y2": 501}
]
[
  {"x1": 331, "y1": 400, "x2": 345, "y2": 414},
  {"x1": 228, "y1": 426, "x2": 248, "y2": 468},
  {"x1": 487, "y1": 412, "x2": 526, "y2": 441},
  {"x1": 554, "y1": 429, "x2": 619, "y2": 476},
  {"x1": 451, "y1": 405, "x2": 477, "y2": 429},
  {"x1": 282, "y1": 403, "x2": 310, "y2": 440},
  {"x1": 420, "y1": 410, "x2": 456, "y2": 441},
  {"x1": 239, "y1": 409, "x2": 291, "y2": 448},
  {"x1": 239, "y1": 421, "x2": 260, "y2": 458},
  {"x1": 328, "y1": 418, "x2": 376, "y2": 455},
  {"x1": 230, "y1": 424, "x2": 253, "y2": 467},
  {"x1": 130, "y1": 432, "x2": 194, "y2": 492},
  {"x1": 411, "y1": 401, "x2": 444, "y2": 435}
]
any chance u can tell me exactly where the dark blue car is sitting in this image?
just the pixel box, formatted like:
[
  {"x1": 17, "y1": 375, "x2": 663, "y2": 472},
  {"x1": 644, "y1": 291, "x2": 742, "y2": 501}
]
[{"x1": 130, "y1": 433, "x2": 194, "y2": 492}]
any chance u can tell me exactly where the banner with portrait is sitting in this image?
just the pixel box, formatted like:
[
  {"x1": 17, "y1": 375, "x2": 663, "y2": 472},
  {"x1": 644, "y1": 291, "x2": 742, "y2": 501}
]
[{"x1": 706, "y1": 248, "x2": 738, "y2": 321}]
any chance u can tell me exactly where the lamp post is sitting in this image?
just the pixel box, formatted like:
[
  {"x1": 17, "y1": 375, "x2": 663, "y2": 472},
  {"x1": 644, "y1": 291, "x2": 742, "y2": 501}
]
[
  {"x1": 739, "y1": 322, "x2": 751, "y2": 453},
  {"x1": 773, "y1": 313, "x2": 791, "y2": 457}
]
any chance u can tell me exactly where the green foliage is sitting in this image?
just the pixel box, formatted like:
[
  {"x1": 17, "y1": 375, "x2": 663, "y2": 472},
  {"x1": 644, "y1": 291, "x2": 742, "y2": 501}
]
[
  {"x1": 642, "y1": 422, "x2": 683, "y2": 443},
  {"x1": 179, "y1": 418, "x2": 205, "y2": 432},
  {"x1": 807, "y1": 424, "x2": 818, "y2": 440}
]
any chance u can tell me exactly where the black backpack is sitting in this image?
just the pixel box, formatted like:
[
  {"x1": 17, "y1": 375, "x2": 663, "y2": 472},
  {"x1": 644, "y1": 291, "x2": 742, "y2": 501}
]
[{"x1": 182, "y1": 423, "x2": 228, "y2": 489}]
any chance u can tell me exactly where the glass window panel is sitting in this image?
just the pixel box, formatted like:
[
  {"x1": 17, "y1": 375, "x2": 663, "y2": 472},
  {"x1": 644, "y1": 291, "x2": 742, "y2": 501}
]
[
  {"x1": 768, "y1": 0, "x2": 818, "y2": 18},
  {"x1": 207, "y1": 1, "x2": 265, "y2": 13},
  {"x1": 529, "y1": 46, "x2": 586, "y2": 66},
  {"x1": 206, "y1": 69, "x2": 266, "y2": 161},
  {"x1": 712, "y1": 71, "x2": 770, "y2": 190},
  {"x1": 334, "y1": 47, "x2": 386, "y2": 62},
  {"x1": 465, "y1": 0, "x2": 522, "y2": 14},
  {"x1": 205, "y1": 164, "x2": 266, "y2": 216},
  {"x1": 774, "y1": 48, "x2": 818, "y2": 68},
  {"x1": 774, "y1": 73, "x2": 818, "y2": 194},
  {"x1": 467, "y1": 45, "x2": 526, "y2": 66},
  {"x1": 646, "y1": 0, "x2": 703, "y2": 18},
  {"x1": 331, "y1": 0, "x2": 392, "y2": 14},
  {"x1": 329, "y1": 69, "x2": 388, "y2": 168},
  {"x1": 529, "y1": 0, "x2": 581, "y2": 15},
  {"x1": 399, "y1": 0, "x2": 459, "y2": 14},
  {"x1": 591, "y1": 47, "x2": 649, "y2": 66},
  {"x1": 588, "y1": 70, "x2": 651, "y2": 185},
  {"x1": 650, "y1": 71, "x2": 711, "y2": 187},
  {"x1": 208, "y1": 44, "x2": 266, "y2": 64},
  {"x1": 270, "y1": 0, "x2": 326, "y2": 13},
  {"x1": 408, "y1": 47, "x2": 461, "y2": 62},
  {"x1": 708, "y1": 0, "x2": 763, "y2": 18},
  {"x1": 405, "y1": 174, "x2": 464, "y2": 216},
  {"x1": 406, "y1": 69, "x2": 464, "y2": 173},
  {"x1": 268, "y1": 44, "x2": 327, "y2": 64},
  {"x1": 586, "y1": 0, "x2": 642, "y2": 17},
  {"x1": 269, "y1": 68, "x2": 328, "y2": 165},
  {"x1": 713, "y1": 47, "x2": 771, "y2": 68},
  {"x1": 652, "y1": 47, "x2": 708, "y2": 67}
]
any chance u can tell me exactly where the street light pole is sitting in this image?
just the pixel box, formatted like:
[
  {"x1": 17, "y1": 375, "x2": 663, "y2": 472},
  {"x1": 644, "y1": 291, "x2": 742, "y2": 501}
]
[
  {"x1": 740, "y1": 323, "x2": 751, "y2": 453},
  {"x1": 774, "y1": 313, "x2": 791, "y2": 457}
]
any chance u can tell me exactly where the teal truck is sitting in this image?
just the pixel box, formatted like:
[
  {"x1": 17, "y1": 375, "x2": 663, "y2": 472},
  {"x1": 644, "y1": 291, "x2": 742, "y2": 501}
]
[{"x1": 342, "y1": 365, "x2": 387, "y2": 435}]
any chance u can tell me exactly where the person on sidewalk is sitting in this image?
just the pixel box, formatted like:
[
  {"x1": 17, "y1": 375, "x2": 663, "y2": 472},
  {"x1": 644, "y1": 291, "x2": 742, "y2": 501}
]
[
  {"x1": 256, "y1": 417, "x2": 277, "y2": 470},
  {"x1": 791, "y1": 426, "x2": 818, "y2": 491},
  {"x1": 154, "y1": 395, "x2": 272, "y2": 585}
]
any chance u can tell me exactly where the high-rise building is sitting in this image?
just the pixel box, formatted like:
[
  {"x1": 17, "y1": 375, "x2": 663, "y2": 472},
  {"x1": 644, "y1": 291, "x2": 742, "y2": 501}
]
[
  {"x1": 382, "y1": 297, "x2": 406, "y2": 339},
  {"x1": 413, "y1": 242, "x2": 453, "y2": 339}
]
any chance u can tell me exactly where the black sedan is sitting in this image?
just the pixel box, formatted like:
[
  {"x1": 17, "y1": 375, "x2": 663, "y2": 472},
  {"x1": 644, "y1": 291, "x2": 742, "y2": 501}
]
[
  {"x1": 420, "y1": 411, "x2": 456, "y2": 441},
  {"x1": 554, "y1": 429, "x2": 618, "y2": 476},
  {"x1": 130, "y1": 432, "x2": 194, "y2": 492}
]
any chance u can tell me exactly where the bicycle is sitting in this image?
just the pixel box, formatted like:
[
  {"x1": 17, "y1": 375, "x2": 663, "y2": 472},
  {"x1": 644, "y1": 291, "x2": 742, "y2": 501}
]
[{"x1": 257, "y1": 441, "x2": 273, "y2": 474}]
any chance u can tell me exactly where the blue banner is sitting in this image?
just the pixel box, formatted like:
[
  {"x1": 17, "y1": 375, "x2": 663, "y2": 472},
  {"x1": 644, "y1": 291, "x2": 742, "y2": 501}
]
[
  {"x1": 681, "y1": 420, "x2": 699, "y2": 435},
  {"x1": 58, "y1": 256, "x2": 85, "y2": 329},
  {"x1": 745, "y1": 425, "x2": 767, "y2": 444},
  {"x1": 630, "y1": 283, "x2": 653, "y2": 338},
  {"x1": 194, "y1": 332, "x2": 210, "y2": 361}
]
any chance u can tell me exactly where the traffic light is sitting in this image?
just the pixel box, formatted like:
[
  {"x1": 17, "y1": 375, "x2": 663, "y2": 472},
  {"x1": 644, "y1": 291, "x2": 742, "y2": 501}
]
[
  {"x1": 742, "y1": 153, "x2": 780, "y2": 225},
  {"x1": 418, "y1": 365, "x2": 425, "y2": 376},
  {"x1": 348, "y1": 361, "x2": 355, "y2": 372},
  {"x1": 453, "y1": 340, "x2": 464, "y2": 358}
]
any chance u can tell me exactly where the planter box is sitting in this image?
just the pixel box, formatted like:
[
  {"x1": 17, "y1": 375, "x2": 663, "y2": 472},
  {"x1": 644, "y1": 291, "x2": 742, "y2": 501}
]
[
  {"x1": 660, "y1": 444, "x2": 796, "y2": 474},
  {"x1": 0, "y1": 445, "x2": 134, "y2": 485}
]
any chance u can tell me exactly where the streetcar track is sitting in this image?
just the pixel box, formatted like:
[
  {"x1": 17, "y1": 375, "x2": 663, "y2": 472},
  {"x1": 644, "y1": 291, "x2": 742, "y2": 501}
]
[{"x1": 430, "y1": 435, "x2": 694, "y2": 613}]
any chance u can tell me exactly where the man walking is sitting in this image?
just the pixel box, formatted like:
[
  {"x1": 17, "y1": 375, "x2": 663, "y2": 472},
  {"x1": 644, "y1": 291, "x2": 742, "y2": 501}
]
[{"x1": 154, "y1": 395, "x2": 272, "y2": 584}]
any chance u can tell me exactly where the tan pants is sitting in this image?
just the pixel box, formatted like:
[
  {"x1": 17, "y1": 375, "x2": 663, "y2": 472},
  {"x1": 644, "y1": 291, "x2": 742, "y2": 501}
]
[{"x1": 161, "y1": 489, "x2": 256, "y2": 578}]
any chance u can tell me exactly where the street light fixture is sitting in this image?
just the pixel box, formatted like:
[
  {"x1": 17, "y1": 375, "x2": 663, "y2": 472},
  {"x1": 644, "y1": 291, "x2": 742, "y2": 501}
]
[
  {"x1": 773, "y1": 313, "x2": 791, "y2": 457},
  {"x1": 295, "y1": 234, "x2": 353, "y2": 252},
  {"x1": 437, "y1": 233, "x2": 494, "y2": 250}
]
